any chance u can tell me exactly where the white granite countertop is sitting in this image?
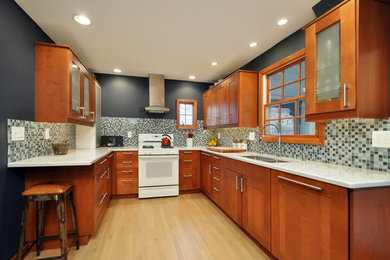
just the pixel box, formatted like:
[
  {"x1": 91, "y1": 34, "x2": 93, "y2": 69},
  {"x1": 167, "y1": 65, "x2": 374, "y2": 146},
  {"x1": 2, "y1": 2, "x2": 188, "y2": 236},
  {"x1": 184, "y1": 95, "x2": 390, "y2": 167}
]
[{"x1": 7, "y1": 146, "x2": 390, "y2": 189}]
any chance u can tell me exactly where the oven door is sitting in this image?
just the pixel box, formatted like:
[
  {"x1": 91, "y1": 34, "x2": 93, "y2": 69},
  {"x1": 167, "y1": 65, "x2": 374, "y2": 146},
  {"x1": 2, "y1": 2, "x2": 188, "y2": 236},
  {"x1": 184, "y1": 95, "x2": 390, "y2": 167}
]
[{"x1": 138, "y1": 154, "x2": 179, "y2": 187}]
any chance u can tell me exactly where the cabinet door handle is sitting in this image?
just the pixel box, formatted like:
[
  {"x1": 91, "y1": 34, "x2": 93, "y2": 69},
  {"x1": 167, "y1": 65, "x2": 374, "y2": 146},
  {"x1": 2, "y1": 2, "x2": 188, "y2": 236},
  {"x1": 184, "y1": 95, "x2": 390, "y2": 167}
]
[
  {"x1": 107, "y1": 168, "x2": 110, "y2": 179},
  {"x1": 213, "y1": 156, "x2": 220, "y2": 160},
  {"x1": 278, "y1": 176, "x2": 323, "y2": 191},
  {"x1": 209, "y1": 164, "x2": 212, "y2": 175},
  {"x1": 343, "y1": 83, "x2": 350, "y2": 107},
  {"x1": 236, "y1": 176, "x2": 239, "y2": 190},
  {"x1": 213, "y1": 176, "x2": 220, "y2": 181},
  {"x1": 123, "y1": 152, "x2": 133, "y2": 155},
  {"x1": 98, "y1": 192, "x2": 107, "y2": 205},
  {"x1": 122, "y1": 179, "x2": 133, "y2": 183},
  {"x1": 213, "y1": 166, "x2": 220, "y2": 171},
  {"x1": 213, "y1": 187, "x2": 220, "y2": 192},
  {"x1": 184, "y1": 160, "x2": 193, "y2": 163},
  {"x1": 99, "y1": 158, "x2": 107, "y2": 165},
  {"x1": 90, "y1": 111, "x2": 95, "y2": 121},
  {"x1": 108, "y1": 154, "x2": 113, "y2": 158},
  {"x1": 201, "y1": 153, "x2": 210, "y2": 157},
  {"x1": 183, "y1": 151, "x2": 193, "y2": 154},
  {"x1": 79, "y1": 107, "x2": 86, "y2": 119},
  {"x1": 240, "y1": 177, "x2": 244, "y2": 193},
  {"x1": 122, "y1": 170, "x2": 133, "y2": 173},
  {"x1": 99, "y1": 170, "x2": 107, "y2": 179},
  {"x1": 184, "y1": 175, "x2": 192, "y2": 178},
  {"x1": 122, "y1": 161, "x2": 133, "y2": 164}
]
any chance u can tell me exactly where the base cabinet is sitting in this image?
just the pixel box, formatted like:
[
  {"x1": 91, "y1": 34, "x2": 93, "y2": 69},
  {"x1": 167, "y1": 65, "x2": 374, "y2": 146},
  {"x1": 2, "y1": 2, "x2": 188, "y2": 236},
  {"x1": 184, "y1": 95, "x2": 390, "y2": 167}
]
[
  {"x1": 200, "y1": 152, "x2": 212, "y2": 196},
  {"x1": 224, "y1": 168, "x2": 242, "y2": 226},
  {"x1": 179, "y1": 151, "x2": 200, "y2": 191},
  {"x1": 271, "y1": 170, "x2": 348, "y2": 260},
  {"x1": 114, "y1": 151, "x2": 139, "y2": 195}
]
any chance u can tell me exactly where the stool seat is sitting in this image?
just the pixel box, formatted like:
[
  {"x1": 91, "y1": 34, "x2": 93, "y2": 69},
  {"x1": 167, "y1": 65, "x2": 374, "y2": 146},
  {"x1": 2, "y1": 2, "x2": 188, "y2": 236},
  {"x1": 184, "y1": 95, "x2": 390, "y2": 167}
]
[{"x1": 22, "y1": 183, "x2": 73, "y2": 196}]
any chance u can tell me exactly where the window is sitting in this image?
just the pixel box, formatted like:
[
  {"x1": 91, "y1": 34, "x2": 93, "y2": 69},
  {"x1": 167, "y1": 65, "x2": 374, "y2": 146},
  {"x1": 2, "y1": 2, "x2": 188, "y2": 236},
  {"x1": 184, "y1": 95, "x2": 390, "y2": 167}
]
[
  {"x1": 177, "y1": 99, "x2": 197, "y2": 130},
  {"x1": 260, "y1": 49, "x2": 324, "y2": 145}
]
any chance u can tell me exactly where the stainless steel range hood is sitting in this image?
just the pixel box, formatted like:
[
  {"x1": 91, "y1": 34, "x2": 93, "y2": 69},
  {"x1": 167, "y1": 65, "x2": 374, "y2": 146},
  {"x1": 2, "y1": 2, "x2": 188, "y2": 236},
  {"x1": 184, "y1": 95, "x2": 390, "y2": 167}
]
[{"x1": 145, "y1": 74, "x2": 170, "y2": 113}]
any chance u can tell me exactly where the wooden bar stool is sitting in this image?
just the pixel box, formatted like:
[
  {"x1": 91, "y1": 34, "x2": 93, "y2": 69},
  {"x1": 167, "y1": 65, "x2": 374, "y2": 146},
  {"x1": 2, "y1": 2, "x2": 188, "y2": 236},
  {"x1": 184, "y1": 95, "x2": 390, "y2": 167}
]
[{"x1": 17, "y1": 183, "x2": 80, "y2": 260}]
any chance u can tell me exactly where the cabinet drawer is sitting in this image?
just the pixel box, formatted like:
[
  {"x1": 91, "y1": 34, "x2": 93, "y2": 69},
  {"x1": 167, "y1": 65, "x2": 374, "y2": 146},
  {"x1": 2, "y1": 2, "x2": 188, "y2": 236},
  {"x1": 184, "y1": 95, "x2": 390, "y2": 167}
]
[
  {"x1": 96, "y1": 155, "x2": 111, "y2": 176},
  {"x1": 116, "y1": 151, "x2": 138, "y2": 161},
  {"x1": 117, "y1": 167, "x2": 138, "y2": 178},
  {"x1": 211, "y1": 155, "x2": 223, "y2": 166},
  {"x1": 117, "y1": 177, "x2": 138, "y2": 195},
  {"x1": 117, "y1": 160, "x2": 138, "y2": 168},
  {"x1": 179, "y1": 150, "x2": 196, "y2": 160}
]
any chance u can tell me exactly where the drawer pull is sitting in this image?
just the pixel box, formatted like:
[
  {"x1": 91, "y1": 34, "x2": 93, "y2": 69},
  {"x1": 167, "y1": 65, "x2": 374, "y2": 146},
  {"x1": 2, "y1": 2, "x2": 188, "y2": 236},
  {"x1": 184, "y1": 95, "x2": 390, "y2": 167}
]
[
  {"x1": 122, "y1": 170, "x2": 133, "y2": 173},
  {"x1": 122, "y1": 179, "x2": 133, "y2": 183},
  {"x1": 213, "y1": 176, "x2": 220, "y2": 181},
  {"x1": 108, "y1": 154, "x2": 114, "y2": 158},
  {"x1": 183, "y1": 151, "x2": 193, "y2": 154},
  {"x1": 213, "y1": 187, "x2": 220, "y2": 192},
  {"x1": 184, "y1": 175, "x2": 193, "y2": 178},
  {"x1": 184, "y1": 160, "x2": 193, "y2": 163},
  {"x1": 98, "y1": 192, "x2": 107, "y2": 205},
  {"x1": 201, "y1": 153, "x2": 210, "y2": 157},
  {"x1": 278, "y1": 176, "x2": 323, "y2": 191},
  {"x1": 99, "y1": 158, "x2": 107, "y2": 165},
  {"x1": 98, "y1": 170, "x2": 107, "y2": 179},
  {"x1": 209, "y1": 164, "x2": 212, "y2": 175},
  {"x1": 213, "y1": 166, "x2": 220, "y2": 171},
  {"x1": 123, "y1": 152, "x2": 133, "y2": 155},
  {"x1": 213, "y1": 156, "x2": 220, "y2": 160},
  {"x1": 122, "y1": 161, "x2": 133, "y2": 164}
]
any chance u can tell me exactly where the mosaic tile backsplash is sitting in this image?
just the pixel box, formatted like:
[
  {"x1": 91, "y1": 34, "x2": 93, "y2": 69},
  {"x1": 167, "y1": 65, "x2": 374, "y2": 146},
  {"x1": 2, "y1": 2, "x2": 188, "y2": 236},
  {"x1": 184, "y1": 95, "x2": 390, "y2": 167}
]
[
  {"x1": 101, "y1": 117, "x2": 213, "y2": 147},
  {"x1": 211, "y1": 118, "x2": 390, "y2": 172},
  {"x1": 7, "y1": 119, "x2": 76, "y2": 162}
]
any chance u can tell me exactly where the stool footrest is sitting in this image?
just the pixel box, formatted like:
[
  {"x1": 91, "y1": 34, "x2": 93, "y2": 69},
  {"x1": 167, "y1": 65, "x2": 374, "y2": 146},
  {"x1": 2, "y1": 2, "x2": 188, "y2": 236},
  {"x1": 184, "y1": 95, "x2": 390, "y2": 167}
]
[{"x1": 39, "y1": 232, "x2": 79, "y2": 241}]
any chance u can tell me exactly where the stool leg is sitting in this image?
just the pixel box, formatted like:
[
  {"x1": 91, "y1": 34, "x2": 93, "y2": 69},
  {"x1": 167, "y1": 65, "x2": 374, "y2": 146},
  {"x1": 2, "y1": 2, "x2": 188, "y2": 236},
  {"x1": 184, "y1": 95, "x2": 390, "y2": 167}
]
[
  {"x1": 69, "y1": 190, "x2": 80, "y2": 250},
  {"x1": 17, "y1": 199, "x2": 29, "y2": 260},
  {"x1": 56, "y1": 194, "x2": 68, "y2": 260},
  {"x1": 36, "y1": 201, "x2": 46, "y2": 256}
]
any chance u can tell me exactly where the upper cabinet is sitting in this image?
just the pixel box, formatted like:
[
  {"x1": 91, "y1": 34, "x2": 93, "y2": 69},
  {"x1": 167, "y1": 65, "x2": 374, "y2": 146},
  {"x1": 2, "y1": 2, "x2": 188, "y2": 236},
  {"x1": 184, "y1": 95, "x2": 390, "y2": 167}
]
[
  {"x1": 35, "y1": 42, "x2": 96, "y2": 126},
  {"x1": 304, "y1": 0, "x2": 389, "y2": 121},
  {"x1": 203, "y1": 70, "x2": 257, "y2": 129}
]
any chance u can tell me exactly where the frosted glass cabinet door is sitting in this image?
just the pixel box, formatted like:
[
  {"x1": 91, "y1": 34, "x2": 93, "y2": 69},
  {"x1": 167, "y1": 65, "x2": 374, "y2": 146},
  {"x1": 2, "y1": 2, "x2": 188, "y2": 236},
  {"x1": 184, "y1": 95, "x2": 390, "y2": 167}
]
[
  {"x1": 71, "y1": 62, "x2": 80, "y2": 112},
  {"x1": 316, "y1": 22, "x2": 341, "y2": 102},
  {"x1": 83, "y1": 75, "x2": 89, "y2": 116}
]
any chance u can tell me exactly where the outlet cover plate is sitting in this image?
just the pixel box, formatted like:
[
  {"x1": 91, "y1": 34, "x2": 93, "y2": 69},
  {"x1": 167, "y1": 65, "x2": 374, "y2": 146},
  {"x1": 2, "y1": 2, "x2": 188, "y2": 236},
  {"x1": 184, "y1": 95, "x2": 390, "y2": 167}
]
[
  {"x1": 372, "y1": 131, "x2": 390, "y2": 148},
  {"x1": 11, "y1": 127, "x2": 25, "y2": 141},
  {"x1": 127, "y1": 131, "x2": 132, "y2": 138},
  {"x1": 249, "y1": 132, "x2": 255, "y2": 141},
  {"x1": 45, "y1": 128, "x2": 50, "y2": 139}
]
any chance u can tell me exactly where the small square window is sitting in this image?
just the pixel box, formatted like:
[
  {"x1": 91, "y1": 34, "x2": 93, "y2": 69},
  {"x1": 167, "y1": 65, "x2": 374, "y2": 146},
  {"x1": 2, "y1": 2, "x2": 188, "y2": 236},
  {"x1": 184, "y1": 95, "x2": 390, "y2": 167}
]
[{"x1": 177, "y1": 99, "x2": 197, "y2": 130}]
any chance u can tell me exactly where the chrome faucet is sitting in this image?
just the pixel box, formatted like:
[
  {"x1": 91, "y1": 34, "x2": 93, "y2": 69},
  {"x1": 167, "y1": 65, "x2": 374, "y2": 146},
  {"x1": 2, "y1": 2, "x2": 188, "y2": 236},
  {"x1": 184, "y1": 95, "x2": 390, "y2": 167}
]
[{"x1": 259, "y1": 123, "x2": 281, "y2": 157}]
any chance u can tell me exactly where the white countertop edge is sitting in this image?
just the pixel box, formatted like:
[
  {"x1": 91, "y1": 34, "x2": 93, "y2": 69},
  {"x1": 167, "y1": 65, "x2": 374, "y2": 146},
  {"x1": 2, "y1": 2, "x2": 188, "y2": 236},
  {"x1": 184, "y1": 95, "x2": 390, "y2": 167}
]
[{"x1": 7, "y1": 147, "x2": 390, "y2": 189}]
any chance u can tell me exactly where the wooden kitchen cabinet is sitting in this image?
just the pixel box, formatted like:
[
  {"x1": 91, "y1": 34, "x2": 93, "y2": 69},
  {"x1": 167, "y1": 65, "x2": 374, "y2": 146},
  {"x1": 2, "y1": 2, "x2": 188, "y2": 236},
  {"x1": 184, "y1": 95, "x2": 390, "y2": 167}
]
[
  {"x1": 203, "y1": 70, "x2": 257, "y2": 129},
  {"x1": 223, "y1": 168, "x2": 242, "y2": 225},
  {"x1": 179, "y1": 150, "x2": 200, "y2": 191},
  {"x1": 304, "y1": 0, "x2": 389, "y2": 121},
  {"x1": 200, "y1": 152, "x2": 212, "y2": 196},
  {"x1": 35, "y1": 42, "x2": 97, "y2": 126},
  {"x1": 114, "y1": 151, "x2": 139, "y2": 195},
  {"x1": 271, "y1": 170, "x2": 348, "y2": 260},
  {"x1": 210, "y1": 154, "x2": 224, "y2": 209}
]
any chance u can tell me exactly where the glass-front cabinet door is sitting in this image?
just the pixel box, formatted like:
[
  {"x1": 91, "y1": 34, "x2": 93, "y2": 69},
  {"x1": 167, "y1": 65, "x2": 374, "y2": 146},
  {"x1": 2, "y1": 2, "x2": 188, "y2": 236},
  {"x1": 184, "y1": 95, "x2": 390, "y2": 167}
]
[
  {"x1": 305, "y1": 0, "x2": 356, "y2": 116},
  {"x1": 70, "y1": 61, "x2": 81, "y2": 119}
]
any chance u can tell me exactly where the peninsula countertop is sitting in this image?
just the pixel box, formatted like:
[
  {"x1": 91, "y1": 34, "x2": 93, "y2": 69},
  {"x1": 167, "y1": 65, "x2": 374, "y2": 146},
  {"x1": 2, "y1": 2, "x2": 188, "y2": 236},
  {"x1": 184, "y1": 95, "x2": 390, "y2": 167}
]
[{"x1": 7, "y1": 147, "x2": 390, "y2": 189}]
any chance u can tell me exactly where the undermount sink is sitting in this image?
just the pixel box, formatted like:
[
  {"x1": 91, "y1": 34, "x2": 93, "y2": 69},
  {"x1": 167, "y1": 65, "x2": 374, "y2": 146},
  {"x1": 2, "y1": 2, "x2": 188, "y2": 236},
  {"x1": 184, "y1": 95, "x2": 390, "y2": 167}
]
[{"x1": 241, "y1": 155, "x2": 289, "y2": 163}]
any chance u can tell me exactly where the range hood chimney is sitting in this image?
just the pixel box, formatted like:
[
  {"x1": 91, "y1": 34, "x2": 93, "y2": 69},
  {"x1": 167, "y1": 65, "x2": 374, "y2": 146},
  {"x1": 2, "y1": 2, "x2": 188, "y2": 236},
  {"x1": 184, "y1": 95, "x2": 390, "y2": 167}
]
[{"x1": 145, "y1": 74, "x2": 170, "y2": 113}]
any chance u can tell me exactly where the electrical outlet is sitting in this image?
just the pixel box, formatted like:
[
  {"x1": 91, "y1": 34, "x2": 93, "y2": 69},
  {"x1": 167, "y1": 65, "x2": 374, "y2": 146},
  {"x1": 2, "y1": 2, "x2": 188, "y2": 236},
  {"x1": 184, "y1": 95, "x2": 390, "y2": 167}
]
[
  {"x1": 218, "y1": 133, "x2": 221, "y2": 139},
  {"x1": 372, "y1": 131, "x2": 390, "y2": 148},
  {"x1": 249, "y1": 132, "x2": 255, "y2": 141},
  {"x1": 127, "y1": 131, "x2": 132, "y2": 138},
  {"x1": 11, "y1": 127, "x2": 25, "y2": 141},
  {"x1": 45, "y1": 128, "x2": 50, "y2": 139}
]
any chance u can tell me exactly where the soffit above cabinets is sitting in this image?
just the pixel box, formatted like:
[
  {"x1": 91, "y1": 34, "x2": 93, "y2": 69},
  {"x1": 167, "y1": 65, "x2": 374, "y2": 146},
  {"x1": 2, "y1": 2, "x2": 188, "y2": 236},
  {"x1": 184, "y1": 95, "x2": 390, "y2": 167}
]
[{"x1": 15, "y1": 0, "x2": 319, "y2": 82}]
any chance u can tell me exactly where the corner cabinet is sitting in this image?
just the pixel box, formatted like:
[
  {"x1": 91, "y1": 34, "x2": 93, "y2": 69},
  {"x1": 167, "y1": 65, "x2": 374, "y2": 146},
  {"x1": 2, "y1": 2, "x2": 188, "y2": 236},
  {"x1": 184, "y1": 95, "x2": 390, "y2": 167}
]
[
  {"x1": 203, "y1": 70, "x2": 257, "y2": 129},
  {"x1": 35, "y1": 42, "x2": 97, "y2": 126},
  {"x1": 304, "y1": 0, "x2": 389, "y2": 121}
]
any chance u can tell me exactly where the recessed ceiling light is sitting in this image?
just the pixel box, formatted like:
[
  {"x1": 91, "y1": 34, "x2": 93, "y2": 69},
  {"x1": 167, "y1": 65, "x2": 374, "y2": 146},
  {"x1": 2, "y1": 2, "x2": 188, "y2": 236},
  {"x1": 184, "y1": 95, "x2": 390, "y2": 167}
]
[
  {"x1": 249, "y1": 42, "x2": 257, "y2": 48},
  {"x1": 73, "y1": 14, "x2": 91, "y2": 25},
  {"x1": 277, "y1": 18, "x2": 288, "y2": 26},
  {"x1": 188, "y1": 75, "x2": 196, "y2": 80},
  {"x1": 211, "y1": 62, "x2": 218, "y2": 66},
  {"x1": 113, "y1": 68, "x2": 122, "y2": 73}
]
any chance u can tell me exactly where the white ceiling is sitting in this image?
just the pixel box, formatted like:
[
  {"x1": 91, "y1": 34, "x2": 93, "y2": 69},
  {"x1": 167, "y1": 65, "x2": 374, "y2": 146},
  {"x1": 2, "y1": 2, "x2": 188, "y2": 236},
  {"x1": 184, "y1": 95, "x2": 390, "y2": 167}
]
[{"x1": 16, "y1": 0, "x2": 319, "y2": 83}]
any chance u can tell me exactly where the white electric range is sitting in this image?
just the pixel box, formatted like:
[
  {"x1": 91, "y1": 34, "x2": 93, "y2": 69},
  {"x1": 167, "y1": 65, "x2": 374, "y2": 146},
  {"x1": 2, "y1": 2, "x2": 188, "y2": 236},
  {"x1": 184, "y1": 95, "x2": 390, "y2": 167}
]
[{"x1": 138, "y1": 134, "x2": 179, "y2": 198}]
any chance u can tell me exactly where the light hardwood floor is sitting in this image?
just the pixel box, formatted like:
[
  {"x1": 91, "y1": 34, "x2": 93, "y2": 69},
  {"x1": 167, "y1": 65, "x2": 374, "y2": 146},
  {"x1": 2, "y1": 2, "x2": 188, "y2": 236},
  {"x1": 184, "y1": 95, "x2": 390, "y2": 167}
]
[{"x1": 25, "y1": 193, "x2": 270, "y2": 260}]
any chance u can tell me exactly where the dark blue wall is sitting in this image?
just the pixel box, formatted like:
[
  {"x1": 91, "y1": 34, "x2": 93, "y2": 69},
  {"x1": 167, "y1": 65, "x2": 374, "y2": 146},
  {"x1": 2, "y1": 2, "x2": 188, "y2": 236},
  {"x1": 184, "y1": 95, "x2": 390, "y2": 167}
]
[
  {"x1": 96, "y1": 73, "x2": 210, "y2": 120},
  {"x1": 0, "y1": 0, "x2": 53, "y2": 259}
]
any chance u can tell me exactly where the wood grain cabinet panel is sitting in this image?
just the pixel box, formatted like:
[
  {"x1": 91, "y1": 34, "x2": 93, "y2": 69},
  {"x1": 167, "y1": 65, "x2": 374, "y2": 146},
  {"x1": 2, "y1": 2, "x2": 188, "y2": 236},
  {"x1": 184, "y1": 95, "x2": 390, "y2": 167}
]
[
  {"x1": 35, "y1": 42, "x2": 97, "y2": 126},
  {"x1": 179, "y1": 151, "x2": 200, "y2": 191},
  {"x1": 113, "y1": 151, "x2": 139, "y2": 195},
  {"x1": 200, "y1": 152, "x2": 212, "y2": 196},
  {"x1": 202, "y1": 70, "x2": 257, "y2": 129},
  {"x1": 304, "y1": 0, "x2": 389, "y2": 121},
  {"x1": 271, "y1": 170, "x2": 348, "y2": 260},
  {"x1": 224, "y1": 168, "x2": 242, "y2": 226}
]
